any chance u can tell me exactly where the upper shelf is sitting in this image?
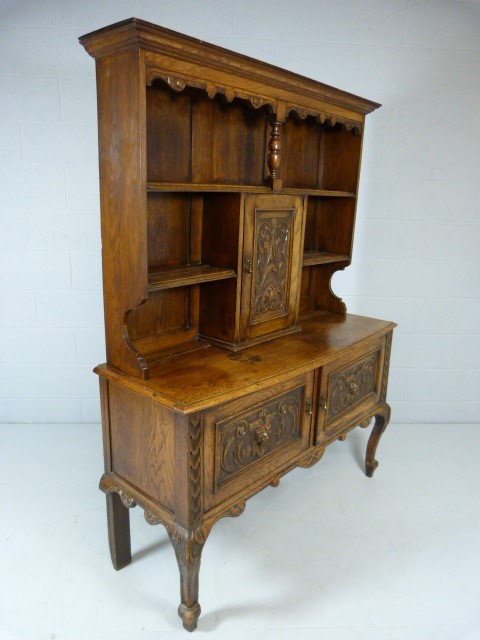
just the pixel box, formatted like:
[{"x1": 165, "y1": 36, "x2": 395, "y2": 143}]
[
  {"x1": 147, "y1": 182, "x2": 356, "y2": 198},
  {"x1": 148, "y1": 264, "x2": 236, "y2": 292},
  {"x1": 302, "y1": 251, "x2": 349, "y2": 266}
]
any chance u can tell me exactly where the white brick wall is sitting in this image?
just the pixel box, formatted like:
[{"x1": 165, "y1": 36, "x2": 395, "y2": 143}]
[{"x1": 0, "y1": 0, "x2": 479, "y2": 423}]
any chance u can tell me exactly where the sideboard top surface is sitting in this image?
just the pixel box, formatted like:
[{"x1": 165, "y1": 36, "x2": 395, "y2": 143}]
[
  {"x1": 79, "y1": 17, "x2": 380, "y2": 116},
  {"x1": 95, "y1": 312, "x2": 395, "y2": 414}
]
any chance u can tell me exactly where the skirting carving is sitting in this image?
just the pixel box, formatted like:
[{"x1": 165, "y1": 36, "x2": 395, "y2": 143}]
[
  {"x1": 103, "y1": 483, "x2": 137, "y2": 509},
  {"x1": 298, "y1": 446, "x2": 325, "y2": 468}
]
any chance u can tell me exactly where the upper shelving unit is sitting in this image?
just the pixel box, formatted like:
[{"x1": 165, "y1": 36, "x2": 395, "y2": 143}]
[{"x1": 79, "y1": 17, "x2": 380, "y2": 378}]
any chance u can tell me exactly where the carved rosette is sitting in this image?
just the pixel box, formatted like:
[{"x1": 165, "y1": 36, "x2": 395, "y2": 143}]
[
  {"x1": 251, "y1": 210, "x2": 293, "y2": 322},
  {"x1": 216, "y1": 387, "x2": 303, "y2": 485},
  {"x1": 327, "y1": 352, "x2": 379, "y2": 422}
]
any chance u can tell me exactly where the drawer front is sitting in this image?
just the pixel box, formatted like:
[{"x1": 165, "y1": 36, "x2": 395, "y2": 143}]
[{"x1": 203, "y1": 373, "x2": 314, "y2": 510}]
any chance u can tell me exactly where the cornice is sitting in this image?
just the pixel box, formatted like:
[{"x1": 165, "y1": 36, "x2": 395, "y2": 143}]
[{"x1": 79, "y1": 18, "x2": 380, "y2": 116}]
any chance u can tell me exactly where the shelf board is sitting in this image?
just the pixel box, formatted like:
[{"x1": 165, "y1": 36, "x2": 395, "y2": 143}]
[
  {"x1": 148, "y1": 264, "x2": 236, "y2": 291},
  {"x1": 302, "y1": 251, "x2": 349, "y2": 266},
  {"x1": 147, "y1": 182, "x2": 355, "y2": 198}
]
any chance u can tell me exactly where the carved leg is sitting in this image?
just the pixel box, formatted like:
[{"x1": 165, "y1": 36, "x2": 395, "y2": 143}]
[
  {"x1": 365, "y1": 403, "x2": 391, "y2": 478},
  {"x1": 106, "y1": 492, "x2": 132, "y2": 570},
  {"x1": 168, "y1": 524, "x2": 208, "y2": 632}
]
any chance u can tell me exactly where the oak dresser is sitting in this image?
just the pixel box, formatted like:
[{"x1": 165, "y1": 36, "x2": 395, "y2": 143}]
[{"x1": 80, "y1": 18, "x2": 396, "y2": 632}]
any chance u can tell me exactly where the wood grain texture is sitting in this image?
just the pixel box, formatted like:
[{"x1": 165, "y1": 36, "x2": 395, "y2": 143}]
[{"x1": 108, "y1": 382, "x2": 175, "y2": 511}]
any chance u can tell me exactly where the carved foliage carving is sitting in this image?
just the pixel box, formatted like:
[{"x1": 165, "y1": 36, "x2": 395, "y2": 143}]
[
  {"x1": 188, "y1": 416, "x2": 203, "y2": 525},
  {"x1": 168, "y1": 523, "x2": 207, "y2": 566},
  {"x1": 251, "y1": 210, "x2": 293, "y2": 321},
  {"x1": 327, "y1": 351, "x2": 379, "y2": 422},
  {"x1": 217, "y1": 387, "x2": 303, "y2": 485},
  {"x1": 381, "y1": 332, "x2": 393, "y2": 401}
]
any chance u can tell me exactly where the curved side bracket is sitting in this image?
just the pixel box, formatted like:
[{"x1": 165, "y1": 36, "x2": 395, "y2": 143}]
[{"x1": 312, "y1": 263, "x2": 348, "y2": 315}]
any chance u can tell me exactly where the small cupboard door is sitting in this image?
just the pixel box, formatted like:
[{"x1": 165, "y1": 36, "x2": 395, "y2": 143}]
[
  {"x1": 203, "y1": 372, "x2": 315, "y2": 510},
  {"x1": 240, "y1": 194, "x2": 304, "y2": 342},
  {"x1": 315, "y1": 343, "x2": 384, "y2": 445}
]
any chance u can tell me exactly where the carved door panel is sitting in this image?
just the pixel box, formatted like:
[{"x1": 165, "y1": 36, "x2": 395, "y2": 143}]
[
  {"x1": 239, "y1": 194, "x2": 304, "y2": 342},
  {"x1": 203, "y1": 372, "x2": 315, "y2": 511},
  {"x1": 315, "y1": 345, "x2": 384, "y2": 445}
]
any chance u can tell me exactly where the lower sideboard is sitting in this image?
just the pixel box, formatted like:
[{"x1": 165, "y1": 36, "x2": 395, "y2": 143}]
[{"x1": 94, "y1": 315, "x2": 394, "y2": 631}]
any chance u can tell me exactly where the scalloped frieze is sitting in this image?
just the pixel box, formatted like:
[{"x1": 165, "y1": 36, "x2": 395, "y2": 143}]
[
  {"x1": 146, "y1": 67, "x2": 275, "y2": 112},
  {"x1": 286, "y1": 104, "x2": 362, "y2": 133}
]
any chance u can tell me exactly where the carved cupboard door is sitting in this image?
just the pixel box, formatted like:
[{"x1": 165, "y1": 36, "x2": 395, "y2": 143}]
[
  {"x1": 240, "y1": 194, "x2": 304, "y2": 342},
  {"x1": 202, "y1": 371, "x2": 315, "y2": 510},
  {"x1": 315, "y1": 345, "x2": 384, "y2": 444}
]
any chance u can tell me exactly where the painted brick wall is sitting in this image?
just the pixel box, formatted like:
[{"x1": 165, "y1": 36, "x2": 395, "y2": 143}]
[{"x1": 0, "y1": 0, "x2": 479, "y2": 423}]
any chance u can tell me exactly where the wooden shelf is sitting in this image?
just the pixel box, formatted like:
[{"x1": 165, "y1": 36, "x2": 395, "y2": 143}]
[
  {"x1": 148, "y1": 264, "x2": 236, "y2": 291},
  {"x1": 147, "y1": 182, "x2": 355, "y2": 198},
  {"x1": 302, "y1": 251, "x2": 349, "y2": 266}
]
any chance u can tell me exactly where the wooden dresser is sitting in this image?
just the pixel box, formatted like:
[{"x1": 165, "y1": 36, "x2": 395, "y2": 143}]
[{"x1": 80, "y1": 18, "x2": 396, "y2": 632}]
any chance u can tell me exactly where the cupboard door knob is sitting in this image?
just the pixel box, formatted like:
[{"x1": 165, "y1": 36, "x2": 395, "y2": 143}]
[
  {"x1": 244, "y1": 258, "x2": 253, "y2": 273},
  {"x1": 305, "y1": 400, "x2": 313, "y2": 416},
  {"x1": 320, "y1": 395, "x2": 328, "y2": 411}
]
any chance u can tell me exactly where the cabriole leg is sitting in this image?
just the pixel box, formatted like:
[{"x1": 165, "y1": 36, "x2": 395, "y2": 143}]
[
  {"x1": 106, "y1": 492, "x2": 132, "y2": 570},
  {"x1": 365, "y1": 403, "x2": 391, "y2": 478},
  {"x1": 168, "y1": 524, "x2": 207, "y2": 632}
]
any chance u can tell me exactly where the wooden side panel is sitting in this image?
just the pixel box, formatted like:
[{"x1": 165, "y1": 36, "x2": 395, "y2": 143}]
[
  {"x1": 282, "y1": 115, "x2": 322, "y2": 189},
  {"x1": 199, "y1": 193, "x2": 243, "y2": 344},
  {"x1": 146, "y1": 84, "x2": 192, "y2": 182},
  {"x1": 321, "y1": 125, "x2": 361, "y2": 192},
  {"x1": 191, "y1": 98, "x2": 267, "y2": 185},
  {"x1": 199, "y1": 279, "x2": 238, "y2": 343},
  {"x1": 108, "y1": 381, "x2": 175, "y2": 511},
  {"x1": 308, "y1": 197, "x2": 355, "y2": 256},
  {"x1": 127, "y1": 288, "x2": 190, "y2": 340},
  {"x1": 147, "y1": 193, "x2": 191, "y2": 269},
  {"x1": 96, "y1": 49, "x2": 147, "y2": 376}
]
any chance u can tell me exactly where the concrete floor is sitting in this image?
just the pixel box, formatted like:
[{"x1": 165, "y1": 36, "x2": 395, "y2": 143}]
[{"x1": 1, "y1": 422, "x2": 479, "y2": 640}]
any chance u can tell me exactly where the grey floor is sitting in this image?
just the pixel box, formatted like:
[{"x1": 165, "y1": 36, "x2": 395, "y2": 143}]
[{"x1": 1, "y1": 422, "x2": 479, "y2": 640}]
